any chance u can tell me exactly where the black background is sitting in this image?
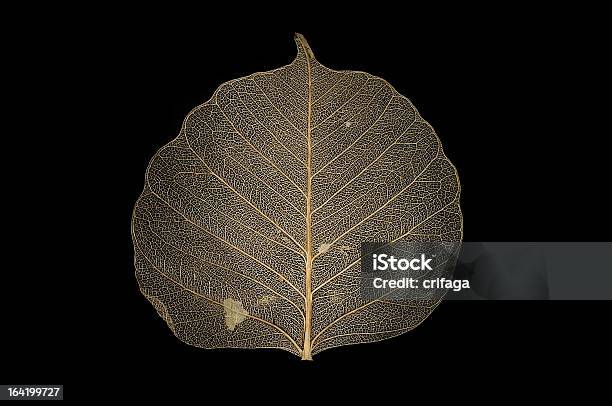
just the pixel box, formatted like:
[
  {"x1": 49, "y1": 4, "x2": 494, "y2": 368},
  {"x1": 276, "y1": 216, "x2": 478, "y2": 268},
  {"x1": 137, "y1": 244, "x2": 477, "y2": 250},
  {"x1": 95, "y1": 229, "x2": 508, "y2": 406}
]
[{"x1": 2, "y1": 9, "x2": 610, "y2": 399}]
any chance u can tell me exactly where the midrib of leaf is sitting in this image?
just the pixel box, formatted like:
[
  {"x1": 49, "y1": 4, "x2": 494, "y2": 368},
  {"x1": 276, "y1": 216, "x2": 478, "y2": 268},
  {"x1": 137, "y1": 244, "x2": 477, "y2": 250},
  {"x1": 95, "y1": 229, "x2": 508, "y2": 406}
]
[{"x1": 297, "y1": 33, "x2": 315, "y2": 361}]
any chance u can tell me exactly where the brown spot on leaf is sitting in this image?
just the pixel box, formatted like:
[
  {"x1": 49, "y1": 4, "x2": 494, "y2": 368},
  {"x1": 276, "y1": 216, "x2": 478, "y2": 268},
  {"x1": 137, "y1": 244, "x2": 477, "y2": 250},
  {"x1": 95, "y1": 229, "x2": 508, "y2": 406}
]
[
  {"x1": 318, "y1": 243, "x2": 332, "y2": 255},
  {"x1": 222, "y1": 298, "x2": 248, "y2": 331}
]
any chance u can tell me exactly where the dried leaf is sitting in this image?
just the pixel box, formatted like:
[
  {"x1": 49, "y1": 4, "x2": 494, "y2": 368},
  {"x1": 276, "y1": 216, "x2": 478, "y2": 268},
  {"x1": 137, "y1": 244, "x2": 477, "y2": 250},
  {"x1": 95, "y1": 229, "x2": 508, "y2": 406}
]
[{"x1": 131, "y1": 34, "x2": 462, "y2": 360}]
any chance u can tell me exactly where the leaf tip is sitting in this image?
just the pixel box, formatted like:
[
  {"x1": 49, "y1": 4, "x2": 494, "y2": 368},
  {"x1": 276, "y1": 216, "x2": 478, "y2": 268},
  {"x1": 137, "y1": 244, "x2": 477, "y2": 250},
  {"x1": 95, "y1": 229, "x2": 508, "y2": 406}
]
[{"x1": 294, "y1": 32, "x2": 315, "y2": 60}]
